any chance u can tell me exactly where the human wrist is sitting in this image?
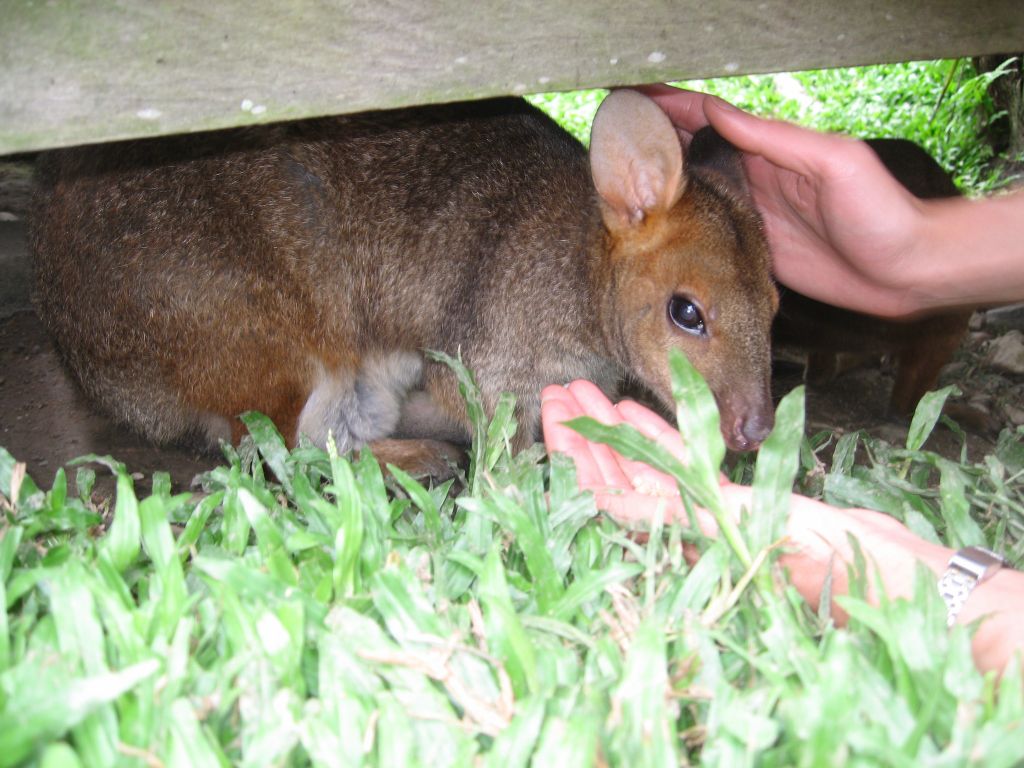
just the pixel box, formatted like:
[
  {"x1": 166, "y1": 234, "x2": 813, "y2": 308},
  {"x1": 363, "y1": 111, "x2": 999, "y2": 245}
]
[
  {"x1": 956, "y1": 569, "x2": 1023, "y2": 675},
  {"x1": 781, "y1": 495, "x2": 1021, "y2": 675}
]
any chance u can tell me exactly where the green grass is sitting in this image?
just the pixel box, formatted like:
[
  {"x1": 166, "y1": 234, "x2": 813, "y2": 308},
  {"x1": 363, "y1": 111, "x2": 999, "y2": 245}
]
[
  {"x1": 2, "y1": 353, "x2": 1023, "y2": 766},
  {"x1": 527, "y1": 58, "x2": 1018, "y2": 194}
]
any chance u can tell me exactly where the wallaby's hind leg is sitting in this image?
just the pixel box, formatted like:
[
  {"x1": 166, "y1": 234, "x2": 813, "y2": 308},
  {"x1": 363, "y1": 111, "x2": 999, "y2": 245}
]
[
  {"x1": 396, "y1": 390, "x2": 472, "y2": 443},
  {"x1": 889, "y1": 320, "x2": 968, "y2": 416},
  {"x1": 804, "y1": 351, "x2": 840, "y2": 385},
  {"x1": 890, "y1": 348, "x2": 948, "y2": 417},
  {"x1": 62, "y1": 352, "x2": 238, "y2": 453},
  {"x1": 364, "y1": 438, "x2": 465, "y2": 480}
]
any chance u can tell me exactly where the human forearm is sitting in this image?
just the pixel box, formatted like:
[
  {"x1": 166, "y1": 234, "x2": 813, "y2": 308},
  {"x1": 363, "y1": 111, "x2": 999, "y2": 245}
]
[
  {"x1": 779, "y1": 494, "x2": 1023, "y2": 675},
  {"x1": 904, "y1": 190, "x2": 1024, "y2": 315},
  {"x1": 955, "y1": 568, "x2": 1024, "y2": 676},
  {"x1": 776, "y1": 496, "x2": 947, "y2": 616}
]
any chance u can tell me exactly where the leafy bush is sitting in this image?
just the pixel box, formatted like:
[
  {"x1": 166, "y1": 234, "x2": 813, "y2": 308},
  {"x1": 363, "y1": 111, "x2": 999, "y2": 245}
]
[{"x1": 528, "y1": 59, "x2": 1015, "y2": 194}]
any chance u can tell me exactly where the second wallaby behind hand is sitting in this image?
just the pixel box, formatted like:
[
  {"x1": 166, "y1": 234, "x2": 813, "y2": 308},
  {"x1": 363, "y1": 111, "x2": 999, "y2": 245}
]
[
  {"x1": 31, "y1": 89, "x2": 779, "y2": 475},
  {"x1": 773, "y1": 137, "x2": 970, "y2": 417}
]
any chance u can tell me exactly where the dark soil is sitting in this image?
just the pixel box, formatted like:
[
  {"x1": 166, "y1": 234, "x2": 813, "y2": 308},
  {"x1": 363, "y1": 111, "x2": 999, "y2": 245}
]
[
  {"x1": 0, "y1": 308, "x2": 220, "y2": 495},
  {"x1": 772, "y1": 329, "x2": 1023, "y2": 465}
]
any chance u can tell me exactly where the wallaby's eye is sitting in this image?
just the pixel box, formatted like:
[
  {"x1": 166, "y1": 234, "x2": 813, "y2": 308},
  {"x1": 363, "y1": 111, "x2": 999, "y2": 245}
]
[{"x1": 667, "y1": 295, "x2": 707, "y2": 336}]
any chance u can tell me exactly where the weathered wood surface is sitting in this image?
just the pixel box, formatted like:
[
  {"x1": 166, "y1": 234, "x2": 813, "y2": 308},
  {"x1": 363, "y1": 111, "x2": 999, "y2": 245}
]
[{"x1": 2, "y1": 0, "x2": 1023, "y2": 155}]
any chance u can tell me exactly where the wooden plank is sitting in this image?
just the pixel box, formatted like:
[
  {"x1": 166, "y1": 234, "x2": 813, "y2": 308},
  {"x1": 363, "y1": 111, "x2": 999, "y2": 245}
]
[{"x1": 2, "y1": 0, "x2": 1023, "y2": 155}]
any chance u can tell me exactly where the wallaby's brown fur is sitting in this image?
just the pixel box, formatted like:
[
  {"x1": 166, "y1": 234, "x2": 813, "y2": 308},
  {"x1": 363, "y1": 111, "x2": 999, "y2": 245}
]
[
  {"x1": 773, "y1": 138, "x2": 970, "y2": 416},
  {"x1": 31, "y1": 90, "x2": 778, "y2": 474}
]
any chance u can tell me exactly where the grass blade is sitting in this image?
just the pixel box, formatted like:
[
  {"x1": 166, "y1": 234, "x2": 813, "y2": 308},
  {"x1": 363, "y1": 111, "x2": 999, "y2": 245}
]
[
  {"x1": 607, "y1": 618, "x2": 677, "y2": 767},
  {"x1": 240, "y1": 411, "x2": 293, "y2": 494},
  {"x1": 478, "y1": 545, "x2": 538, "y2": 696},
  {"x1": 750, "y1": 385, "x2": 805, "y2": 553},
  {"x1": 906, "y1": 386, "x2": 959, "y2": 452},
  {"x1": 460, "y1": 492, "x2": 563, "y2": 614},
  {"x1": 99, "y1": 471, "x2": 140, "y2": 572},
  {"x1": 0, "y1": 659, "x2": 158, "y2": 768}
]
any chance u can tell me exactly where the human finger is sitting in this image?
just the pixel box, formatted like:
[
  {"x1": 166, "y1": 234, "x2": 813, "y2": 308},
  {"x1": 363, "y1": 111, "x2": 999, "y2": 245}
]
[
  {"x1": 541, "y1": 384, "x2": 632, "y2": 492},
  {"x1": 703, "y1": 96, "x2": 866, "y2": 181},
  {"x1": 565, "y1": 379, "x2": 620, "y2": 422},
  {"x1": 562, "y1": 380, "x2": 637, "y2": 490},
  {"x1": 542, "y1": 390, "x2": 622, "y2": 491},
  {"x1": 600, "y1": 399, "x2": 684, "y2": 496},
  {"x1": 614, "y1": 399, "x2": 688, "y2": 464},
  {"x1": 540, "y1": 384, "x2": 585, "y2": 457},
  {"x1": 630, "y1": 84, "x2": 711, "y2": 137},
  {"x1": 542, "y1": 388, "x2": 685, "y2": 528},
  {"x1": 541, "y1": 387, "x2": 600, "y2": 476}
]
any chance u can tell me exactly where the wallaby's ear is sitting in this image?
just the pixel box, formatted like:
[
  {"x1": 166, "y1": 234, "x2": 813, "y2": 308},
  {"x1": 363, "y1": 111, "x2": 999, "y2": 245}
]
[
  {"x1": 687, "y1": 126, "x2": 751, "y2": 200},
  {"x1": 590, "y1": 89, "x2": 685, "y2": 230}
]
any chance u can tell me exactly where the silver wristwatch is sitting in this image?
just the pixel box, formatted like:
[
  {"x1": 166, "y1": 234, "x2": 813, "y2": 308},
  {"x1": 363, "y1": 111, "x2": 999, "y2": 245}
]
[{"x1": 938, "y1": 546, "x2": 1005, "y2": 628}]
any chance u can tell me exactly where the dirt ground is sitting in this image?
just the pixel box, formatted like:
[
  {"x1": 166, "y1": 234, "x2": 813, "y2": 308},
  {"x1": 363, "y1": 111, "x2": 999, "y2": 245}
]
[{"x1": 2, "y1": 159, "x2": 1022, "y2": 496}]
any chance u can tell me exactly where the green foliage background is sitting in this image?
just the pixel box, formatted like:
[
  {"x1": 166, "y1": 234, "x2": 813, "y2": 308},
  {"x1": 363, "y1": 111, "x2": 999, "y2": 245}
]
[{"x1": 528, "y1": 58, "x2": 1017, "y2": 194}]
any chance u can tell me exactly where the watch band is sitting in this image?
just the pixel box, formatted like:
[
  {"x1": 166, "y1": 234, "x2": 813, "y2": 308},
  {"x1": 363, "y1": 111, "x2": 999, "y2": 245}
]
[{"x1": 937, "y1": 546, "x2": 1005, "y2": 628}]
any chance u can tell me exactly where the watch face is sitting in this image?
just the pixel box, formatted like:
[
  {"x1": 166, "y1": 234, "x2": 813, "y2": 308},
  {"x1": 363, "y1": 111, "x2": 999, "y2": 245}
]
[{"x1": 954, "y1": 546, "x2": 1005, "y2": 579}]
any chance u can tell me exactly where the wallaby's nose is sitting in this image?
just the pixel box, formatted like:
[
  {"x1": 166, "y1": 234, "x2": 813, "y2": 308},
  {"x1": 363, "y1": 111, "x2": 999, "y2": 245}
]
[{"x1": 725, "y1": 409, "x2": 774, "y2": 452}]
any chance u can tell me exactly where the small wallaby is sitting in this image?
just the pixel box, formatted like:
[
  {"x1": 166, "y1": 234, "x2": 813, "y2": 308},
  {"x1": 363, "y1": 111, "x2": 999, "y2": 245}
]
[
  {"x1": 31, "y1": 90, "x2": 778, "y2": 475},
  {"x1": 773, "y1": 138, "x2": 970, "y2": 416}
]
